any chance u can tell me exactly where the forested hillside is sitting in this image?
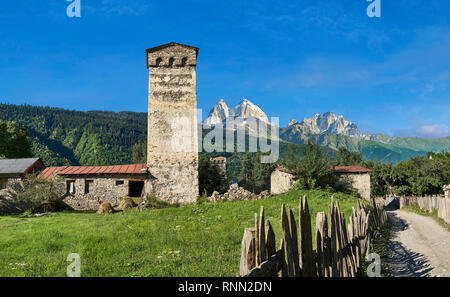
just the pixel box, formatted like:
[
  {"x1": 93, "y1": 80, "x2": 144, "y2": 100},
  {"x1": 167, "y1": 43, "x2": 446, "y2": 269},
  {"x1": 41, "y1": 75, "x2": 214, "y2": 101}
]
[{"x1": 0, "y1": 104, "x2": 147, "y2": 166}]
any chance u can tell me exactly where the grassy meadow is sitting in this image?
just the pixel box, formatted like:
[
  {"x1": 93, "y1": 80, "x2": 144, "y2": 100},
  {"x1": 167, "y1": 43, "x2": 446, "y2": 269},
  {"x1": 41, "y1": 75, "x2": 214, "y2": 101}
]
[{"x1": 0, "y1": 189, "x2": 362, "y2": 277}]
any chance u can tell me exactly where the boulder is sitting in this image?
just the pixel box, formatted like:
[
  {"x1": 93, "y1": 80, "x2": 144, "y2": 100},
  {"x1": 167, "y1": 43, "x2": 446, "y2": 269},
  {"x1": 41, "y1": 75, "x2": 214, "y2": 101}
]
[{"x1": 97, "y1": 202, "x2": 114, "y2": 214}]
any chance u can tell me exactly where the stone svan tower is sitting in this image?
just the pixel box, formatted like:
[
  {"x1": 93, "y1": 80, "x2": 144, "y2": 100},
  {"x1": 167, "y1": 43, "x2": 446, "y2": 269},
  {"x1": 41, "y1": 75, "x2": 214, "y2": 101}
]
[{"x1": 145, "y1": 42, "x2": 199, "y2": 204}]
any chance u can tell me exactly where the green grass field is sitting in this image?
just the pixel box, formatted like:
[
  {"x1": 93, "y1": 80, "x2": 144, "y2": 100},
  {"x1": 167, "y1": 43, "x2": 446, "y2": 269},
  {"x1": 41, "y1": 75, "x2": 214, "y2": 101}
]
[{"x1": 0, "y1": 189, "x2": 362, "y2": 277}]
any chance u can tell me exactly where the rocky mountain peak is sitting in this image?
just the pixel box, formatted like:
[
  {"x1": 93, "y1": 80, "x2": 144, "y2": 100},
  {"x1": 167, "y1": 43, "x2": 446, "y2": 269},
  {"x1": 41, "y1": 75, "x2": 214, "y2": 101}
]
[
  {"x1": 203, "y1": 98, "x2": 269, "y2": 127},
  {"x1": 288, "y1": 119, "x2": 298, "y2": 127},
  {"x1": 287, "y1": 111, "x2": 360, "y2": 137}
]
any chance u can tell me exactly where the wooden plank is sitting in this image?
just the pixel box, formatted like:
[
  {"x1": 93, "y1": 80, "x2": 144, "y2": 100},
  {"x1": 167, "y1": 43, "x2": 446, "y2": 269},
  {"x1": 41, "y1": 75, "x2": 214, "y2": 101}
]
[
  {"x1": 279, "y1": 239, "x2": 288, "y2": 277},
  {"x1": 281, "y1": 204, "x2": 295, "y2": 276},
  {"x1": 315, "y1": 212, "x2": 326, "y2": 277},
  {"x1": 239, "y1": 228, "x2": 257, "y2": 276},
  {"x1": 265, "y1": 220, "x2": 276, "y2": 258},
  {"x1": 259, "y1": 206, "x2": 266, "y2": 263},
  {"x1": 299, "y1": 196, "x2": 315, "y2": 277},
  {"x1": 289, "y1": 208, "x2": 301, "y2": 276},
  {"x1": 328, "y1": 198, "x2": 338, "y2": 277},
  {"x1": 254, "y1": 213, "x2": 259, "y2": 266}
]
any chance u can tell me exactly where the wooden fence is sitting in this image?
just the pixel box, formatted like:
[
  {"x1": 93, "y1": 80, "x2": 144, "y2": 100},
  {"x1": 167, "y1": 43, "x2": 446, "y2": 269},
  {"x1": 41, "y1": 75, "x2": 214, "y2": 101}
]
[
  {"x1": 400, "y1": 196, "x2": 450, "y2": 224},
  {"x1": 239, "y1": 196, "x2": 387, "y2": 277}
]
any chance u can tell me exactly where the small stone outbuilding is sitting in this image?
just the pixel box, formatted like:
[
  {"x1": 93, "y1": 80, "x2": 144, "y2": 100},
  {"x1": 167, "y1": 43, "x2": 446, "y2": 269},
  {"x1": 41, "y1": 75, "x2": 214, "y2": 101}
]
[
  {"x1": 270, "y1": 167, "x2": 296, "y2": 195},
  {"x1": 332, "y1": 166, "x2": 372, "y2": 201},
  {"x1": 40, "y1": 163, "x2": 151, "y2": 210},
  {"x1": 270, "y1": 165, "x2": 372, "y2": 200}
]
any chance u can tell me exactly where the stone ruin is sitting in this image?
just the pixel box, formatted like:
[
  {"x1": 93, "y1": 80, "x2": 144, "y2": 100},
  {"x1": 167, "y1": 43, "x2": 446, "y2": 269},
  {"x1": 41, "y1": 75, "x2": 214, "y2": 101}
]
[{"x1": 208, "y1": 183, "x2": 270, "y2": 203}]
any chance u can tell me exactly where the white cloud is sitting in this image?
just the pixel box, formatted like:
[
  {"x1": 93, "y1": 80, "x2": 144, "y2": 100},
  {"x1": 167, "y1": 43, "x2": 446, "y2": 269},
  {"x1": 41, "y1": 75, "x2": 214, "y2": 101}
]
[{"x1": 394, "y1": 124, "x2": 450, "y2": 139}]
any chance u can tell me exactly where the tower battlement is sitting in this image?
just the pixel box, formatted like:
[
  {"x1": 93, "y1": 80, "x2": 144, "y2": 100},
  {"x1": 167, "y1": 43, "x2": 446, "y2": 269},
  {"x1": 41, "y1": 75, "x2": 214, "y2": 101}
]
[{"x1": 146, "y1": 42, "x2": 198, "y2": 68}]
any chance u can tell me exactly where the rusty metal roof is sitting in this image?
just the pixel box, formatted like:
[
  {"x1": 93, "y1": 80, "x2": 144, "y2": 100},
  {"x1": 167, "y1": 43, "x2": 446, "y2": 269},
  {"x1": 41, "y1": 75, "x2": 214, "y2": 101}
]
[
  {"x1": 332, "y1": 165, "x2": 372, "y2": 173},
  {"x1": 39, "y1": 166, "x2": 68, "y2": 181},
  {"x1": 39, "y1": 163, "x2": 148, "y2": 179}
]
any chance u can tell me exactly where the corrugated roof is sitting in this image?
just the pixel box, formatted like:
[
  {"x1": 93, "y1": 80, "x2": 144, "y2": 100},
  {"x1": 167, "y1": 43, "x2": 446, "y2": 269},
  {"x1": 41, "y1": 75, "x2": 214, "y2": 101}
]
[
  {"x1": 332, "y1": 165, "x2": 372, "y2": 173},
  {"x1": 39, "y1": 166, "x2": 68, "y2": 181},
  {"x1": 0, "y1": 158, "x2": 42, "y2": 174},
  {"x1": 57, "y1": 163, "x2": 148, "y2": 175}
]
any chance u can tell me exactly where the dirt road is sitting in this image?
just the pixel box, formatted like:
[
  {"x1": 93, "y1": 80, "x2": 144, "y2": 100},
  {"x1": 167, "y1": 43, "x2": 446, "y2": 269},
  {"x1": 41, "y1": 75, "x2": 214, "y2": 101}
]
[{"x1": 387, "y1": 210, "x2": 450, "y2": 277}]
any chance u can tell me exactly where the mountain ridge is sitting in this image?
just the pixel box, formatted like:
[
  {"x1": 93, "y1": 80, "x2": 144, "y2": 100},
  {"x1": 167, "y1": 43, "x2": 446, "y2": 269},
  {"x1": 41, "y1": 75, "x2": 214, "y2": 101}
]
[{"x1": 1, "y1": 102, "x2": 449, "y2": 167}]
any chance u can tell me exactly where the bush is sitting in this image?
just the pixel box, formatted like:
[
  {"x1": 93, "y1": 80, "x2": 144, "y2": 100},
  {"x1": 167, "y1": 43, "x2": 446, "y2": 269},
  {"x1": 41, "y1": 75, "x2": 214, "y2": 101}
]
[
  {"x1": 145, "y1": 195, "x2": 178, "y2": 209},
  {"x1": 9, "y1": 175, "x2": 63, "y2": 213}
]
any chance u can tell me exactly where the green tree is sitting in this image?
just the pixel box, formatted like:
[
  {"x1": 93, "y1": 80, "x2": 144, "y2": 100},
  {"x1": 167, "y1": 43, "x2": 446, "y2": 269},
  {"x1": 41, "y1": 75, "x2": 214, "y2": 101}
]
[
  {"x1": 286, "y1": 142, "x2": 299, "y2": 171},
  {"x1": 9, "y1": 174, "x2": 64, "y2": 213},
  {"x1": 198, "y1": 154, "x2": 228, "y2": 196},
  {"x1": 132, "y1": 141, "x2": 147, "y2": 163},
  {"x1": 333, "y1": 147, "x2": 363, "y2": 166},
  {"x1": 252, "y1": 152, "x2": 277, "y2": 192},
  {"x1": 0, "y1": 121, "x2": 33, "y2": 159},
  {"x1": 297, "y1": 140, "x2": 331, "y2": 189},
  {"x1": 239, "y1": 153, "x2": 254, "y2": 191}
]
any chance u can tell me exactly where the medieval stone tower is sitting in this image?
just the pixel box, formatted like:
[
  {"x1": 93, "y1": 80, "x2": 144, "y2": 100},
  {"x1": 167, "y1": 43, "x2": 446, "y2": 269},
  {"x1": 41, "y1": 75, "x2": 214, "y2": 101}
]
[{"x1": 145, "y1": 42, "x2": 199, "y2": 204}]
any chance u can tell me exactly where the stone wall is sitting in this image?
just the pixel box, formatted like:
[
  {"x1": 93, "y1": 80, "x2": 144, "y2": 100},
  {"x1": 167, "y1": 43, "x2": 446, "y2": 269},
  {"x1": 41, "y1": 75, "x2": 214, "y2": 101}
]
[
  {"x1": 60, "y1": 174, "x2": 148, "y2": 210},
  {"x1": 334, "y1": 172, "x2": 371, "y2": 201},
  {"x1": 146, "y1": 43, "x2": 199, "y2": 205},
  {"x1": 270, "y1": 170, "x2": 295, "y2": 195},
  {"x1": 0, "y1": 178, "x2": 22, "y2": 214}
]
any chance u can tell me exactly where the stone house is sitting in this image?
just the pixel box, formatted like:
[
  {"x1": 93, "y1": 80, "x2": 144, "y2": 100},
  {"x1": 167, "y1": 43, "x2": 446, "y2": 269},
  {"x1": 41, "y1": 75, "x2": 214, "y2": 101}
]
[
  {"x1": 444, "y1": 183, "x2": 450, "y2": 198},
  {"x1": 0, "y1": 158, "x2": 46, "y2": 191},
  {"x1": 270, "y1": 167, "x2": 296, "y2": 195},
  {"x1": 40, "y1": 163, "x2": 150, "y2": 210},
  {"x1": 270, "y1": 165, "x2": 372, "y2": 200},
  {"x1": 332, "y1": 166, "x2": 372, "y2": 201},
  {"x1": 210, "y1": 156, "x2": 227, "y2": 175}
]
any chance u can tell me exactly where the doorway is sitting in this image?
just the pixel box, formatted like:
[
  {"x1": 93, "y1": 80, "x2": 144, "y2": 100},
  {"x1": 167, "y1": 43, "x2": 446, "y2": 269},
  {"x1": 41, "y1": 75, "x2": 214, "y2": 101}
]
[{"x1": 129, "y1": 180, "x2": 144, "y2": 197}]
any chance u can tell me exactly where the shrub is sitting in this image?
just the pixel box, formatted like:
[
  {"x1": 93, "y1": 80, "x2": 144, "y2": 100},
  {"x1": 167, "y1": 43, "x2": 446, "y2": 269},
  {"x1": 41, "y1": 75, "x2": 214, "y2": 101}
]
[
  {"x1": 145, "y1": 195, "x2": 178, "y2": 209},
  {"x1": 9, "y1": 175, "x2": 64, "y2": 213}
]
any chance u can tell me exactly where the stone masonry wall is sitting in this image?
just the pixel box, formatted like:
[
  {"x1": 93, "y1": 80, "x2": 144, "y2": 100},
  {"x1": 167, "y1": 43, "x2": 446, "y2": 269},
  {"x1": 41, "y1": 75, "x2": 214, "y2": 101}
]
[
  {"x1": 146, "y1": 44, "x2": 199, "y2": 204},
  {"x1": 270, "y1": 170, "x2": 295, "y2": 195},
  {"x1": 60, "y1": 174, "x2": 147, "y2": 210},
  {"x1": 334, "y1": 172, "x2": 371, "y2": 201}
]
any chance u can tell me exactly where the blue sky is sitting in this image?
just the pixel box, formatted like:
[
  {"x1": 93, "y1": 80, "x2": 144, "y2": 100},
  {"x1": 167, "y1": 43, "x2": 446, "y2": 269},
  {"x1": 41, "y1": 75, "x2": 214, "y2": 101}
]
[{"x1": 0, "y1": 0, "x2": 449, "y2": 138}]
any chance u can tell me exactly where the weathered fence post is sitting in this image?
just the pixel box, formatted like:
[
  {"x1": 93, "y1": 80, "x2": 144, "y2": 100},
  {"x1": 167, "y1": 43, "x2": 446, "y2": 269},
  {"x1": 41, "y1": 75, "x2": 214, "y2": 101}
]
[
  {"x1": 240, "y1": 228, "x2": 256, "y2": 276},
  {"x1": 299, "y1": 196, "x2": 315, "y2": 276},
  {"x1": 281, "y1": 204, "x2": 299, "y2": 276}
]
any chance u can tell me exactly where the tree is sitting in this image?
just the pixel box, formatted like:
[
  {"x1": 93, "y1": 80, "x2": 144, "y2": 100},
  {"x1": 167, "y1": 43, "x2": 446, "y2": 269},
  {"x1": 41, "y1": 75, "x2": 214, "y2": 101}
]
[
  {"x1": 333, "y1": 147, "x2": 363, "y2": 166},
  {"x1": 239, "y1": 153, "x2": 254, "y2": 191},
  {"x1": 286, "y1": 143, "x2": 299, "y2": 171},
  {"x1": 0, "y1": 121, "x2": 33, "y2": 159},
  {"x1": 132, "y1": 141, "x2": 147, "y2": 163},
  {"x1": 198, "y1": 154, "x2": 228, "y2": 196},
  {"x1": 252, "y1": 152, "x2": 277, "y2": 192},
  {"x1": 297, "y1": 140, "x2": 331, "y2": 189},
  {"x1": 9, "y1": 174, "x2": 64, "y2": 213}
]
